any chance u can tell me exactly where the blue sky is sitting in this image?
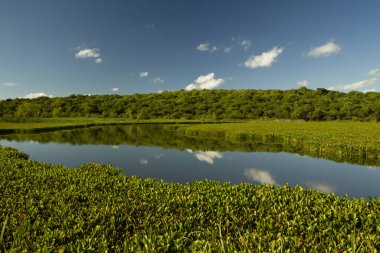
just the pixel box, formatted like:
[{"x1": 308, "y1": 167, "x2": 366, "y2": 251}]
[{"x1": 0, "y1": 0, "x2": 379, "y2": 99}]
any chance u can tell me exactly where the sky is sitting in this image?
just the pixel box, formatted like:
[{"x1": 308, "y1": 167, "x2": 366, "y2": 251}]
[{"x1": 0, "y1": 0, "x2": 379, "y2": 99}]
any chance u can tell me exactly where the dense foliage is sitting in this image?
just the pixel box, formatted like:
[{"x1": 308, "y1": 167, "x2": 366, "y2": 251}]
[
  {"x1": 1, "y1": 88, "x2": 380, "y2": 121},
  {"x1": 0, "y1": 147, "x2": 379, "y2": 252}
]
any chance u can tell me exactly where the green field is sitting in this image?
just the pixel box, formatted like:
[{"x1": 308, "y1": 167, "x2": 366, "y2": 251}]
[{"x1": 1, "y1": 147, "x2": 379, "y2": 252}]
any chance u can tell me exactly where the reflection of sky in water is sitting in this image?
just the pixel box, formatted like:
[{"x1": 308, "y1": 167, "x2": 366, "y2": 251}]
[
  {"x1": 186, "y1": 149, "x2": 223, "y2": 164},
  {"x1": 139, "y1": 159, "x2": 149, "y2": 165},
  {"x1": 1, "y1": 139, "x2": 380, "y2": 199},
  {"x1": 306, "y1": 181, "x2": 335, "y2": 194},
  {"x1": 244, "y1": 168, "x2": 277, "y2": 185}
]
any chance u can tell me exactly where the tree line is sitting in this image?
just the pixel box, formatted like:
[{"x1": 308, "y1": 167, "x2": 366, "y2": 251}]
[{"x1": 1, "y1": 88, "x2": 379, "y2": 121}]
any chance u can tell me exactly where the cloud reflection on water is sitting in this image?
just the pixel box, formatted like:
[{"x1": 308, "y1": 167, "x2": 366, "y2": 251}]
[
  {"x1": 244, "y1": 168, "x2": 277, "y2": 185},
  {"x1": 306, "y1": 181, "x2": 336, "y2": 194},
  {"x1": 153, "y1": 153, "x2": 164, "y2": 159},
  {"x1": 186, "y1": 149, "x2": 223, "y2": 164}
]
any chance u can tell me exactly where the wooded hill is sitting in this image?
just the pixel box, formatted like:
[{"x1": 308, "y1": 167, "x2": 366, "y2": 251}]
[{"x1": 1, "y1": 88, "x2": 379, "y2": 121}]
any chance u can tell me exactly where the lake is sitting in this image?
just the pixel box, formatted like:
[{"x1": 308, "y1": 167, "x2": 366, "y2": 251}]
[{"x1": 1, "y1": 124, "x2": 379, "y2": 198}]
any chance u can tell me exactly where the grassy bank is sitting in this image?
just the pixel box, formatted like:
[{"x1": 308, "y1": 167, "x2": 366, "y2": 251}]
[
  {"x1": 179, "y1": 121, "x2": 380, "y2": 166},
  {"x1": 0, "y1": 147, "x2": 379, "y2": 252}
]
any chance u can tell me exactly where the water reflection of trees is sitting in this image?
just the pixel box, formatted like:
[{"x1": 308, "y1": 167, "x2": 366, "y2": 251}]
[
  {"x1": 0, "y1": 125, "x2": 302, "y2": 151},
  {"x1": 1, "y1": 124, "x2": 379, "y2": 167}
]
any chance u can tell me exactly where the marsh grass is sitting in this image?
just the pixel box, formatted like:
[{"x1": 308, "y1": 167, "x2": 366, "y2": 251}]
[
  {"x1": 179, "y1": 121, "x2": 380, "y2": 166},
  {"x1": 1, "y1": 147, "x2": 379, "y2": 252},
  {"x1": 0, "y1": 217, "x2": 7, "y2": 252}
]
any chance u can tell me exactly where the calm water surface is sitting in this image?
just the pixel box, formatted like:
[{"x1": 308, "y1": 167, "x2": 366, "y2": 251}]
[{"x1": 1, "y1": 124, "x2": 379, "y2": 198}]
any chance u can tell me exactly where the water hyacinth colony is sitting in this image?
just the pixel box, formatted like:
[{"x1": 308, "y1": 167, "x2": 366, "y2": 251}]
[{"x1": 0, "y1": 147, "x2": 379, "y2": 252}]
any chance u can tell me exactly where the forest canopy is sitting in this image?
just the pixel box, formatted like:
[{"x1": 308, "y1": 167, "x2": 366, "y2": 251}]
[{"x1": 1, "y1": 88, "x2": 379, "y2": 121}]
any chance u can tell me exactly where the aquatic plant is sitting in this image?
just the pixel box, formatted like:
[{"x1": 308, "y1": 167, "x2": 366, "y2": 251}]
[
  {"x1": 1, "y1": 147, "x2": 379, "y2": 251},
  {"x1": 180, "y1": 121, "x2": 380, "y2": 166}
]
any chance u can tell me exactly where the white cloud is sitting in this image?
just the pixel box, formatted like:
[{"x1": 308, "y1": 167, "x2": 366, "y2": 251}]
[
  {"x1": 226, "y1": 37, "x2": 253, "y2": 52},
  {"x1": 75, "y1": 48, "x2": 100, "y2": 59},
  {"x1": 195, "y1": 73, "x2": 214, "y2": 83},
  {"x1": 185, "y1": 84, "x2": 198, "y2": 90},
  {"x1": 328, "y1": 78, "x2": 377, "y2": 91},
  {"x1": 196, "y1": 43, "x2": 217, "y2": 53},
  {"x1": 240, "y1": 39, "x2": 251, "y2": 50},
  {"x1": 185, "y1": 72, "x2": 224, "y2": 90},
  {"x1": 22, "y1": 92, "x2": 54, "y2": 99},
  {"x1": 224, "y1": 47, "x2": 232, "y2": 53},
  {"x1": 297, "y1": 80, "x2": 309, "y2": 87},
  {"x1": 223, "y1": 37, "x2": 252, "y2": 53},
  {"x1": 307, "y1": 41, "x2": 341, "y2": 58},
  {"x1": 328, "y1": 69, "x2": 379, "y2": 91},
  {"x1": 363, "y1": 89, "x2": 376, "y2": 93},
  {"x1": 140, "y1": 72, "x2": 149, "y2": 78},
  {"x1": 197, "y1": 38, "x2": 250, "y2": 54},
  {"x1": 1, "y1": 82, "x2": 18, "y2": 87},
  {"x1": 75, "y1": 48, "x2": 102, "y2": 63},
  {"x1": 369, "y1": 68, "x2": 380, "y2": 77},
  {"x1": 244, "y1": 168, "x2": 277, "y2": 185},
  {"x1": 307, "y1": 181, "x2": 335, "y2": 194},
  {"x1": 187, "y1": 150, "x2": 223, "y2": 164},
  {"x1": 154, "y1": 77, "x2": 164, "y2": 83},
  {"x1": 244, "y1": 47, "x2": 283, "y2": 69},
  {"x1": 112, "y1": 88, "x2": 119, "y2": 92},
  {"x1": 140, "y1": 159, "x2": 149, "y2": 165}
]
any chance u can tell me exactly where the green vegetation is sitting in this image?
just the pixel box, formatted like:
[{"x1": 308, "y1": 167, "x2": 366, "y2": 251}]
[
  {"x1": 0, "y1": 118, "x2": 127, "y2": 134},
  {"x1": 1, "y1": 88, "x2": 380, "y2": 121},
  {"x1": 2, "y1": 90, "x2": 379, "y2": 251},
  {"x1": 1, "y1": 147, "x2": 379, "y2": 252},
  {"x1": 2, "y1": 122, "x2": 380, "y2": 166},
  {"x1": 0, "y1": 118, "x2": 220, "y2": 134},
  {"x1": 180, "y1": 121, "x2": 380, "y2": 166}
]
